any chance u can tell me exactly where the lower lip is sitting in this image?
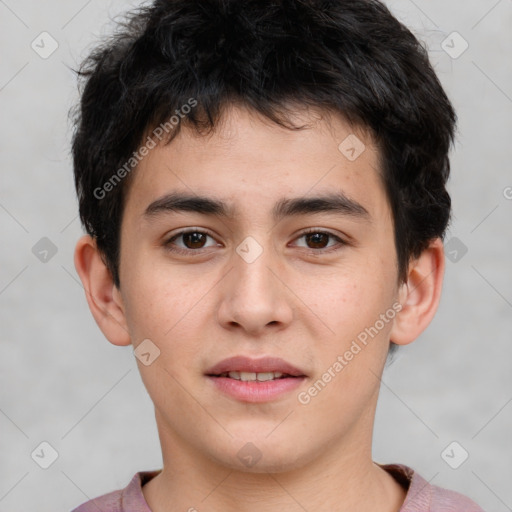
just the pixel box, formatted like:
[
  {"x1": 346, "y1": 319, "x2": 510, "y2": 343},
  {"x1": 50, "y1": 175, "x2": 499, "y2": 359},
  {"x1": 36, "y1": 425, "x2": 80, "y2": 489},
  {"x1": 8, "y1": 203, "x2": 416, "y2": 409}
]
[{"x1": 207, "y1": 376, "x2": 306, "y2": 403}]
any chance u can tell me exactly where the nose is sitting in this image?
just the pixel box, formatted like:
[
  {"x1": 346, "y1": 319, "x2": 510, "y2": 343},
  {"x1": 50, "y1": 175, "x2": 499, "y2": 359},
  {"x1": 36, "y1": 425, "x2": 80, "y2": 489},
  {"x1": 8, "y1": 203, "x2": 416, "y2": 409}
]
[{"x1": 216, "y1": 237, "x2": 294, "y2": 336}]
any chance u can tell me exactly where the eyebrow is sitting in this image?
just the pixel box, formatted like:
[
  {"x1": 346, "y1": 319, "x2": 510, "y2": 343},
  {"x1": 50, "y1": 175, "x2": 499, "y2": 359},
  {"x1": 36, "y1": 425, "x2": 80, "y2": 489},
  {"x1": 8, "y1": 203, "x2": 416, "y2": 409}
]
[{"x1": 144, "y1": 191, "x2": 371, "y2": 222}]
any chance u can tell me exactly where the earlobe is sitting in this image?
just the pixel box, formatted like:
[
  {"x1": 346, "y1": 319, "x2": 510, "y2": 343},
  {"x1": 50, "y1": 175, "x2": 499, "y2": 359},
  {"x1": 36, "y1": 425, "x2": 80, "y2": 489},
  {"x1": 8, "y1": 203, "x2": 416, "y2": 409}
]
[
  {"x1": 73, "y1": 235, "x2": 131, "y2": 346},
  {"x1": 390, "y1": 238, "x2": 445, "y2": 346}
]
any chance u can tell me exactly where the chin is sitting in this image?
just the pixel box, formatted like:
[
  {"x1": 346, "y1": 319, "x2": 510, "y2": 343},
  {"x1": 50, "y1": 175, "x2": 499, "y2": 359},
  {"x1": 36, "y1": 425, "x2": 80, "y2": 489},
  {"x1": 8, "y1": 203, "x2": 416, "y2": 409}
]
[{"x1": 207, "y1": 436, "x2": 315, "y2": 474}]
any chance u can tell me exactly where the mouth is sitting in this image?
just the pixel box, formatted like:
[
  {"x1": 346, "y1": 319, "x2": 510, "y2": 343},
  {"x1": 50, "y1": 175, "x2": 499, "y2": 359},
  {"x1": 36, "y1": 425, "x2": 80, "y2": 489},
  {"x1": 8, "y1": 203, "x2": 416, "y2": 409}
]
[
  {"x1": 210, "y1": 370, "x2": 301, "y2": 382},
  {"x1": 205, "y1": 355, "x2": 307, "y2": 379},
  {"x1": 205, "y1": 356, "x2": 307, "y2": 402}
]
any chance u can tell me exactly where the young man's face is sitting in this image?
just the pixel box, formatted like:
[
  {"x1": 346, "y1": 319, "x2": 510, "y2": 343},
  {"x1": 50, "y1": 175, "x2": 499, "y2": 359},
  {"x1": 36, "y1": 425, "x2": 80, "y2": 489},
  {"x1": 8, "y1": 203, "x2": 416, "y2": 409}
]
[{"x1": 81, "y1": 104, "x2": 441, "y2": 473}]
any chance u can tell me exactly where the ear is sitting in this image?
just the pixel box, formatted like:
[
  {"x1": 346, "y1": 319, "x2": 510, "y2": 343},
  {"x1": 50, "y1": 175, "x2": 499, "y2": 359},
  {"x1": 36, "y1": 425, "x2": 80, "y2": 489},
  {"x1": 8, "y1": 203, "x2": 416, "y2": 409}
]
[
  {"x1": 74, "y1": 234, "x2": 131, "y2": 346},
  {"x1": 390, "y1": 237, "x2": 445, "y2": 346}
]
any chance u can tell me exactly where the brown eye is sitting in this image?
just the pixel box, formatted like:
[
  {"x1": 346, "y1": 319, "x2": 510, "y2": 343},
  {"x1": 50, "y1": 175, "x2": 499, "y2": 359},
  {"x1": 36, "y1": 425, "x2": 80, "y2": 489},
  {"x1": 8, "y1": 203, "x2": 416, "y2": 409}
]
[
  {"x1": 304, "y1": 232, "x2": 330, "y2": 249},
  {"x1": 182, "y1": 231, "x2": 208, "y2": 249},
  {"x1": 164, "y1": 229, "x2": 218, "y2": 254},
  {"x1": 294, "y1": 229, "x2": 347, "y2": 253}
]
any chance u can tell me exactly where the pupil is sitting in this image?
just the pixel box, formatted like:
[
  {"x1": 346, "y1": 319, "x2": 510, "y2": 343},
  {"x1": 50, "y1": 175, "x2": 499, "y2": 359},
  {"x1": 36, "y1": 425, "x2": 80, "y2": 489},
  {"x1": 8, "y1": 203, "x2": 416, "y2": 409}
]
[
  {"x1": 307, "y1": 233, "x2": 328, "y2": 248},
  {"x1": 185, "y1": 232, "x2": 206, "y2": 248}
]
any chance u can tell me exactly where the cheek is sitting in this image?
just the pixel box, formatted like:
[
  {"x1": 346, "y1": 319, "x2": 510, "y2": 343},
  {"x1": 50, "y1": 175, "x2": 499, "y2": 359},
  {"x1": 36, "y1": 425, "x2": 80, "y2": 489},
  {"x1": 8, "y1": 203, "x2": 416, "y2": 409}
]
[
  {"x1": 121, "y1": 262, "x2": 216, "y2": 394},
  {"x1": 121, "y1": 248, "x2": 206, "y2": 337},
  {"x1": 304, "y1": 286, "x2": 393, "y2": 425},
  {"x1": 122, "y1": 269, "x2": 205, "y2": 405},
  {"x1": 308, "y1": 257, "x2": 396, "y2": 381},
  {"x1": 313, "y1": 261, "x2": 390, "y2": 329}
]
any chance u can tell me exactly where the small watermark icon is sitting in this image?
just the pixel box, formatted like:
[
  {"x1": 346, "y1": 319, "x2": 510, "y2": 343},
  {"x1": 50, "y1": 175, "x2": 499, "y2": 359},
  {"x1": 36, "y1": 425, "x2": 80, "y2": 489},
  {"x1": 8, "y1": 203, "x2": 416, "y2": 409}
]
[
  {"x1": 32, "y1": 237, "x2": 58, "y2": 263},
  {"x1": 441, "y1": 441, "x2": 469, "y2": 469},
  {"x1": 503, "y1": 186, "x2": 512, "y2": 200},
  {"x1": 445, "y1": 237, "x2": 468, "y2": 263},
  {"x1": 134, "y1": 338, "x2": 161, "y2": 366},
  {"x1": 31, "y1": 441, "x2": 59, "y2": 469},
  {"x1": 338, "y1": 134, "x2": 366, "y2": 162},
  {"x1": 237, "y1": 442, "x2": 262, "y2": 467},
  {"x1": 441, "y1": 32, "x2": 469, "y2": 59},
  {"x1": 236, "y1": 236, "x2": 264, "y2": 264},
  {"x1": 31, "y1": 32, "x2": 59, "y2": 59}
]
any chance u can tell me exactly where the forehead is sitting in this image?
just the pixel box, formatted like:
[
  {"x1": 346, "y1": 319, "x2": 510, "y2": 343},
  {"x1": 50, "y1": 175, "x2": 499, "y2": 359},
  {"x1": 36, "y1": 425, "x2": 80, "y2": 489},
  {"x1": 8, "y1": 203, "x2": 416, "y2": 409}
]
[{"x1": 123, "y1": 104, "x2": 389, "y2": 224}]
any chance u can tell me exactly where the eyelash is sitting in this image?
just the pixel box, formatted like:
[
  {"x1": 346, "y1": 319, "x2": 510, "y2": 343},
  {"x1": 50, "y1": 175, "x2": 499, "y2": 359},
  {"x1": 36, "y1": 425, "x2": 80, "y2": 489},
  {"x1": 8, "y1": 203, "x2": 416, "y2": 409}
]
[{"x1": 163, "y1": 228, "x2": 347, "y2": 256}]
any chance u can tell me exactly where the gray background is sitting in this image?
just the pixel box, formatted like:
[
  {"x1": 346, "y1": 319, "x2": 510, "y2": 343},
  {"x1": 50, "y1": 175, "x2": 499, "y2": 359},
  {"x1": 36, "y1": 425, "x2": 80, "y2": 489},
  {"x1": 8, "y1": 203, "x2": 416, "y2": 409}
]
[{"x1": 0, "y1": 0, "x2": 511, "y2": 511}]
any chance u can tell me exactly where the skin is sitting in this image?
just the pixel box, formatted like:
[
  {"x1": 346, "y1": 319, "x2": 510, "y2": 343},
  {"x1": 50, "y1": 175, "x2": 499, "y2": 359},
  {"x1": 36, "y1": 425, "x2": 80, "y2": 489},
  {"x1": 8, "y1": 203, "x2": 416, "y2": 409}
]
[{"x1": 75, "y1": 104, "x2": 445, "y2": 512}]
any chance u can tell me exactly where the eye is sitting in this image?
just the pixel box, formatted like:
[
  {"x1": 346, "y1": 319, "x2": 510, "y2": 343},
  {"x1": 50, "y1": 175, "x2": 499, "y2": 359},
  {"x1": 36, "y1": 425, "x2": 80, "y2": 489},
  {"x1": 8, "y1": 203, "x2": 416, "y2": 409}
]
[
  {"x1": 293, "y1": 229, "x2": 347, "y2": 253},
  {"x1": 163, "y1": 228, "x2": 347, "y2": 256},
  {"x1": 164, "y1": 229, "x2": 218, "y2": 255}
]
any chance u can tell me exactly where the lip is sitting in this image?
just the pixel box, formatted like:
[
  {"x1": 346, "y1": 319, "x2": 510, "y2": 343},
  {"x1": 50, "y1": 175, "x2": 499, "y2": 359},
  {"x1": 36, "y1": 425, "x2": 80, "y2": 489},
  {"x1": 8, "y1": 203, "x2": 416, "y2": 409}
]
[
  {"x1": 207, "y1": 376, "x2": 305, "y2": 403},
  {"x1": 205, "y1": 356, "x2": 307, "y2": 403},
  {"x1": 205, "y1": 356, "x2": 307, "y2": 377}
]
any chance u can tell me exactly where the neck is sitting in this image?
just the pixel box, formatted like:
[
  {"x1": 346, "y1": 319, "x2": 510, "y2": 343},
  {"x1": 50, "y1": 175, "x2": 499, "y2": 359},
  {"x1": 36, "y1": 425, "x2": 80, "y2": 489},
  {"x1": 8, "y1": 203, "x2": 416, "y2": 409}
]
[{"x1": 142, "y1": 411, "x2": 406, "y2": 512}]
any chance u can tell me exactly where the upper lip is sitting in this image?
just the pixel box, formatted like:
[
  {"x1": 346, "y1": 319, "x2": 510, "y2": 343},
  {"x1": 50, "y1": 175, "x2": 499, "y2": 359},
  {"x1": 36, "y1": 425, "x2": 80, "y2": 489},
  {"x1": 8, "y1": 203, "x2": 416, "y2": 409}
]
[{"x1": 206, "y1": 356, "x2": 307, "y2": 377}]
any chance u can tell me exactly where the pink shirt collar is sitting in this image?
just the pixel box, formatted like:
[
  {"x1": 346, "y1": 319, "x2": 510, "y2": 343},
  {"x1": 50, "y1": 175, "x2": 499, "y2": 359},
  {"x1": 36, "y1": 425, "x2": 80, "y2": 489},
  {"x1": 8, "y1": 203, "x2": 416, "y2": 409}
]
[{"x1": 72, "y1": 463, "x2": 485, "y2": 511}]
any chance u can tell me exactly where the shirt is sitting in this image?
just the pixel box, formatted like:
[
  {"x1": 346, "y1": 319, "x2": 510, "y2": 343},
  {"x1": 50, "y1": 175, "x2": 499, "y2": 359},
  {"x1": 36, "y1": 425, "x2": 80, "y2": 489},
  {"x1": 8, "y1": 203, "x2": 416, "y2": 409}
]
[{"x1": 71, "y1": 463, "x2": 486, "y2": 512}]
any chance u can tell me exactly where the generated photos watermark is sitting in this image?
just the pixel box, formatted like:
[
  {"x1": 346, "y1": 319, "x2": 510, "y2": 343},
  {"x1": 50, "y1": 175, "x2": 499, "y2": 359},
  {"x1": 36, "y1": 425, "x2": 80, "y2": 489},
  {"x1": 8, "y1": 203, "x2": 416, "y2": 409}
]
[
  {"x1": 93, "y1": 98, "x2": 198, "y2": 200},
  {"x1": 297, "y1": 301, "x2": 403, "y2": 405}
]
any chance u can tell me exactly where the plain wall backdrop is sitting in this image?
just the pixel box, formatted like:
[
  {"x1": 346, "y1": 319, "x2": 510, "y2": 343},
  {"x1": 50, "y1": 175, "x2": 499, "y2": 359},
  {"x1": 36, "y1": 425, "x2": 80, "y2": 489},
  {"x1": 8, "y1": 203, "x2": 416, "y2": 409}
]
[{"x1": 0, "y1": 0, "x2": 511, "y2": 511}]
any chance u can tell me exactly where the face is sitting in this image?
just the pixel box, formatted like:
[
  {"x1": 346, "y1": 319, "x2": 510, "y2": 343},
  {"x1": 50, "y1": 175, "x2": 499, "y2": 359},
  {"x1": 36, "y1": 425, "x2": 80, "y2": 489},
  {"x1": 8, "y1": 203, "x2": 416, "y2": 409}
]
[{"x1": 116, "y1": 104, "x2": 402, "y2": 472}]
